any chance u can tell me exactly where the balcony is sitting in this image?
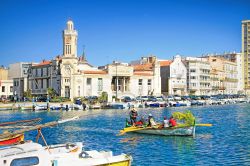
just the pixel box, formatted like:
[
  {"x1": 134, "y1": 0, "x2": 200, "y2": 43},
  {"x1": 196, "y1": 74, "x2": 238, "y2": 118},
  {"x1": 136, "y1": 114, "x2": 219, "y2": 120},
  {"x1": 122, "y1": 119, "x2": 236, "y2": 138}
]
[
  {"x1": 225, "y1": 77, "x2": 238, "y2": 82},
  {"x1": 212, "y1": 86, "x2": 219, "y2": 90},
  {"x1": 172, "y1": 84, "x2": 186, "y2": 89},
  {"x1": 32, "y1": 89, "x2": 48, "y2": 94},
  {"x1": 211, "y1": 77, "x2": 219, "y2": 81},
  {"x1": 219, "y1": 86, "x2": 226, "y2": 90}
]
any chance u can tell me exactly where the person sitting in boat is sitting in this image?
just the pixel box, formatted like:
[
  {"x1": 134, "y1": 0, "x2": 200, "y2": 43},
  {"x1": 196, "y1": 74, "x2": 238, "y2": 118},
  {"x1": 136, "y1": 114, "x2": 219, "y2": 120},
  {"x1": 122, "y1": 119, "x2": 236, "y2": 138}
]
[
  {"x1": 169, "y1": 116, "x2": 177, "y2": 127},
  {"x1": 148, "y1": 114, "x2": 157, "y2": 128},
  {"x1": 163, "y1": 116, "x2": 169, "y2": 128},
  {"x1": 135, "y1": 117, "x2": 145, "y2": 127},
  {"x1": 129, "y1": 108, "x2": 138, "y2": 125}
]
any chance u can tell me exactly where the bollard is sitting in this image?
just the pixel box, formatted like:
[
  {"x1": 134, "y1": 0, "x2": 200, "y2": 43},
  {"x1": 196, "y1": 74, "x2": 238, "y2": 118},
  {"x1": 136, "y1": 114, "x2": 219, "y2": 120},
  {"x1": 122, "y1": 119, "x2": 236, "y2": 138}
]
[{"x1": 32, "y1": 103, "x2": 35, "y2": 111}]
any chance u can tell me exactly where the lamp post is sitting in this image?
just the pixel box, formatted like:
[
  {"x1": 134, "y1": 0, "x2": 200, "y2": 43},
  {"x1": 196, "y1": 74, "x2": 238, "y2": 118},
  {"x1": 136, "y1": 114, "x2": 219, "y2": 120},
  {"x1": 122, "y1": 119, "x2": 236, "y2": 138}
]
[{"x1": 116, "y1": 62, "x2": 118, "y2": 100}]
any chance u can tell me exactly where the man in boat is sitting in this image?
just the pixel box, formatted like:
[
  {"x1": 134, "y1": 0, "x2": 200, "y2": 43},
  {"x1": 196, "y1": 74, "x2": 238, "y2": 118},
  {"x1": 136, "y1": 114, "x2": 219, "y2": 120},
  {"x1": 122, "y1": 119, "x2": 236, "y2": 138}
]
[
  {"x1": 169, "y1": 116, "x2": 177, "y2": 127},
  {"x1": 148, "y1": 114, "x2": 157, "y2": 128},
  {"x1": 129, "y1": 108, "x2": 138, "y2": 125}
]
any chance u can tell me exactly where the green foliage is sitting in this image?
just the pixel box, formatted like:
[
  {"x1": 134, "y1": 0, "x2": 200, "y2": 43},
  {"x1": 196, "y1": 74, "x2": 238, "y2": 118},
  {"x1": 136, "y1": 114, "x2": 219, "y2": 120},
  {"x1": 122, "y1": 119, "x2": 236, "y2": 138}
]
[
  {"x1": 47, "y1": 88, "x2": 57, "y2": 98},
  {"x1": 98, "y1": 92, "x2": 108, "y2": 103},
  {"x1": 50, "y1": 97, "x2": 71, "y2": 102},
  {"x1": 24, "y1": 89, "x2": 32, "y2": 98},
  {"x1": 172, "y1": 110, "x2": 195, "y2": 126}
]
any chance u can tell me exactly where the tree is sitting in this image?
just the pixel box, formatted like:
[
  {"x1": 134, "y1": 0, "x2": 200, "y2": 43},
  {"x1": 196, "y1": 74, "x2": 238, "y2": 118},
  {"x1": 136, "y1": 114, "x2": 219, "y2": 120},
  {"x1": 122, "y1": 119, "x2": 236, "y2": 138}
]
[
  {"x1": 24, "y1": 89, "x2": 32, "y2": 98},
  {"x1": 47, "y1": 88, "x2": 57, "y2": 98},
  {"x1": 99, "y1": 92, "x2": 108, "y2": 103}
]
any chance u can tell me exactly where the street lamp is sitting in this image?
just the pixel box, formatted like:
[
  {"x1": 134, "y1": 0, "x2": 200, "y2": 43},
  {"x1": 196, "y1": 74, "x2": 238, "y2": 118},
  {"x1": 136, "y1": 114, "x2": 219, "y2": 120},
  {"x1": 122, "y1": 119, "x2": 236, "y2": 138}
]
[{"x1": 116, "y1": 62, "x2": 118, "y2": 100}]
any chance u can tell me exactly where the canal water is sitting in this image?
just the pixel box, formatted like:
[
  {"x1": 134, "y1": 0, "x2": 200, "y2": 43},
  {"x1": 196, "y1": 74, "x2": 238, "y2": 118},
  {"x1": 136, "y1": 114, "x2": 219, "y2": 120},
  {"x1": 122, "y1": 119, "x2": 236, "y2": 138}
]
[{"x1": 0, "y1": 104, "x2": 249, "y2": 165}]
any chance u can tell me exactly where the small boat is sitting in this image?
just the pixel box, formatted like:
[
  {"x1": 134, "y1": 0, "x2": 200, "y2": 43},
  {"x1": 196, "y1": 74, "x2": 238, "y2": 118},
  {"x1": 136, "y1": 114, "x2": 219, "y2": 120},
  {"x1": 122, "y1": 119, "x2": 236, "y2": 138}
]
[
  {"x1": 0, "y1": 133, "x2": 24, "y2": 146},
  {"x1": 35, "y1": 105, "x2": 48, "y2": 111},
  {"x1": 0, "y1": 141, "x2": 132, "y2": 166},
  {"x1": 0, "y1": 117, "x2": 133, "y2": 165},
  {"x1": 119, "y1": 111, "x2": 211, "y2": 137},
  {"x1": 123, "y1": 126, "x2": 195, "y2": 136}
]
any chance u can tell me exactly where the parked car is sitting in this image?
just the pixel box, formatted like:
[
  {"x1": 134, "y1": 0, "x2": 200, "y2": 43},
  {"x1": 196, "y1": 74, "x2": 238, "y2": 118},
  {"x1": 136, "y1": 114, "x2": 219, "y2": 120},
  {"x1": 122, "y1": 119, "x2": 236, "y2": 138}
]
[
  {"x1": 36, "y1": 96, "x2": 50, "y2": 102},
  {"x1": 122, "y1": 96, "x2": 132, "y2": 102}
]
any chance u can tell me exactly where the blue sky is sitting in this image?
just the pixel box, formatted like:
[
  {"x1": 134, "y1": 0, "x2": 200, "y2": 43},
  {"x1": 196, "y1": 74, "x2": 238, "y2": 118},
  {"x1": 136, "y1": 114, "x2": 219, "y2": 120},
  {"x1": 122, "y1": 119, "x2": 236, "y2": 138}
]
[{"x1": 0, "y1": 0, "x2": 249, "y2": 66}]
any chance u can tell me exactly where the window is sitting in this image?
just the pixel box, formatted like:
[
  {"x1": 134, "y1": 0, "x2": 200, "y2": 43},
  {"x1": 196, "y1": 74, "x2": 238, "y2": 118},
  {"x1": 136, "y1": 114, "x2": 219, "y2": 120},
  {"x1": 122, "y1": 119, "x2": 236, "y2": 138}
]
[
  {"x1": 10, "y1": 86, "x2": 13, "y2": 92},
  {"x1": 2, "y1": 86, "x2": 5, "y2": 92},
  {"x1": 87, "y1": 78, "x2": 91, "y2": 85},
  {"x1": 190, "y1": 69, "x2": 196, "y2": 72},
  {"x1": 78, "y1": 86, "x2": 80, "y2": 96},
  {"x1": 47, "y1": 79, "x2": 49, "y2": 88},
  {"x1": 138, "y1": 79, "x2": 143, "y2": 85},
  {"x1": 41, "y1": 80, "x2": 43, "y2": 89},
  {"x1": 98, "y1": 78, "x2": 103, "y2": 91},
  {"x1": 191, "y1": 76, "x2": 196, "y2": 79},
  {"x1": 41, "y1": 68, "x2": 43, "y2": 76},
  {"x1": 147, "y1": 79, "x2": 152, "y2": 86},
  {"x1": 10, "y1": 156, "x2": 39, "y2": 166}
]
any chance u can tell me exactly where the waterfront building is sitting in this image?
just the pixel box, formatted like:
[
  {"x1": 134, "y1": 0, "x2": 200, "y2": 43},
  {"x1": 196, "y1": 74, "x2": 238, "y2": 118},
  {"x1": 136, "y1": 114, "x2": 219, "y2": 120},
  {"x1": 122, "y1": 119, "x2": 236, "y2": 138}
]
[
  {"x1": 28, "y1": 59, "x2": 60, "y2": 96},
  {"x1": 129, "y1": 56, "x2": 162, "y2": 96},
  {"x1": 184, "y1": 57, "x2": 211, "y2": 96},
  {"x1": 207, "y1": 56, "x2": 238, "y2": 95},
  {"x1": 207, "y1": 52, "x2": 243, "y2": 94},
  {"x1": 0, "y1": 67, "x2": 13, "y2": 99},
  {"x1": 9, "y1": 62, "x2": 35, "y2": 99},
  {"x1": 160, "y1": 55, "x2": 187, "y2": 96},
  {"x1": 28, "y1": 20, "x2": 162, "y2": 101},
  {"x1": 242, "y1": 20, "x2": 250, "y2": 94}
]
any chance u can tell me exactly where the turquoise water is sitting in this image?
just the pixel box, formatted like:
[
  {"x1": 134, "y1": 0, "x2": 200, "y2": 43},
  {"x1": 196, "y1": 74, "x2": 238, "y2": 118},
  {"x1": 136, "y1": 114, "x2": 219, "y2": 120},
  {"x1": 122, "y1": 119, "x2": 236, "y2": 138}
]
[{"x1": 0, "y1": 104, "x2": 250, "y2": 165}]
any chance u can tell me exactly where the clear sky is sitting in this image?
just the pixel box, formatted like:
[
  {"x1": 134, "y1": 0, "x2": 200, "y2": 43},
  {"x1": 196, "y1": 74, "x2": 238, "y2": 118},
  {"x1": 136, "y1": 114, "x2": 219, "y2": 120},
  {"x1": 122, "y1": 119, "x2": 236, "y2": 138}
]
[{"x1": 0, "y1": 0, "x2": 249, "y2": 67}]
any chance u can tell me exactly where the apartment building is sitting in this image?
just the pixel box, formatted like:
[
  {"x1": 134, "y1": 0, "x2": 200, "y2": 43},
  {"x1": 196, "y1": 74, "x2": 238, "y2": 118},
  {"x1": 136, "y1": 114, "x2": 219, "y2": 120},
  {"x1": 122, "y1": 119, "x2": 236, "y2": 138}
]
[
  {"x1": 242, "y1": 20, "x2": 250, "y2": 94},
  {"x1": 0, "y1": 67, "x2": 13, "y2": 99},
  {"x1": 9, "y1": 62, "x2": 35, "y2": 99},
  {"x1": 184, "y1": 57, "x2": 211, "y2": 95},
  {"x1": 207, "y1": 56, "x2": 238, "y2": 95}
]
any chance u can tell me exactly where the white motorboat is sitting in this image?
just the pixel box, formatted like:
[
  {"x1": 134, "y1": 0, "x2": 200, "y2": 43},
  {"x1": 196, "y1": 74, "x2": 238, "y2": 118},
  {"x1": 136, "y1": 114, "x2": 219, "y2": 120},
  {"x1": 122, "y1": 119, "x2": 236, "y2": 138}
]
[{"x1": 0, "y1": 141, "x2": 132, "y2": 166}]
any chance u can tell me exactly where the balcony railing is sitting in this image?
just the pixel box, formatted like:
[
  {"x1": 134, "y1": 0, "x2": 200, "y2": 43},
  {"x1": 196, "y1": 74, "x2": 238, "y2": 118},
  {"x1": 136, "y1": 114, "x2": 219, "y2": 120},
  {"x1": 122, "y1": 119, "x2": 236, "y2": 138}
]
[
  {"x1": 32, "y1": 89, "x2": 48, "y2": 94},
  {"x1": 219, "y1": 86, "x2": 226, "y2": 90},
  {"x1": 212, "y1": 86, "x2": 219, "y2": 90},
  {"x1": 225, "y1": 78, "x2": 238, "y2": 82},
  {"x1": 172, "y1": 84, "x2": 186, "y2": 89}
]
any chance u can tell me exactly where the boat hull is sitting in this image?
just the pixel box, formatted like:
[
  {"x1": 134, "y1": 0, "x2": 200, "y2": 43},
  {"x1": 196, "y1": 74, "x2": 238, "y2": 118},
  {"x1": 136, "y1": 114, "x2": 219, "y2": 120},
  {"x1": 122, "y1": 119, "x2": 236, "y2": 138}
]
[
  {"x1": 0, "y1": 133, "x2": 24, "y2": 146},
  {"x1": 134, "y1": 126, "x2": 195, "y2": 136}
]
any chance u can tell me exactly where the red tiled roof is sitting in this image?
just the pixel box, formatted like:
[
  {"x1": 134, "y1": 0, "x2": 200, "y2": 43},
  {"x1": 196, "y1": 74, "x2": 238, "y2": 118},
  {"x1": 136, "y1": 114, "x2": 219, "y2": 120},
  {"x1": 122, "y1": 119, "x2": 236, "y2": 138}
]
[
  {"x1": 82, "y1": 70, "x2": 107, "y2": 74},
  {"x1": 33, "y1": 60, "x2": 51, "y2": 67},
  {"x1": 160, "y1": 60, "x2": 172, "y2": 66},
  {"x1": 134, "y1": 72, "x2": 153, "y2": 76},
  {"x1": 132, "y1": 63, "x2": 153, "y2": 71}
]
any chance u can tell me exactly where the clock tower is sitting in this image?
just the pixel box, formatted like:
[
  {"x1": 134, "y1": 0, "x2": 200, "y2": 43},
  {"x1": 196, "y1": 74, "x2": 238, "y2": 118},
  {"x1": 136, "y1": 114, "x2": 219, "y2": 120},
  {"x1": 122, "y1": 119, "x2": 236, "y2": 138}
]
[{"x1": 63, "y1": 20, "x2": 78, "y2": 57}]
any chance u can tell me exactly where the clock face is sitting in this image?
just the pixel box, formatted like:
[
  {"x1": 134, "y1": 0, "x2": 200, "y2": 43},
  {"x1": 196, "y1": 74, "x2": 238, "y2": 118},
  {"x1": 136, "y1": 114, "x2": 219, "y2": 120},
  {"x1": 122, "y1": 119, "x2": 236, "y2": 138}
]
[{"x1": 65, "y1": 36, "x2": 71, "y2": 43}]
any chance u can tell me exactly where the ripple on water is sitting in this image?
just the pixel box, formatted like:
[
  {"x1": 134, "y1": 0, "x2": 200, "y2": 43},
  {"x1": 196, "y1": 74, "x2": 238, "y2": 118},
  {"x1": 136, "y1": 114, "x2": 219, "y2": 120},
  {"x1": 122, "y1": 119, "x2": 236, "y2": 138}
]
[{"x1": 0, "y1": 104, "x2": 250, "y2": 165}]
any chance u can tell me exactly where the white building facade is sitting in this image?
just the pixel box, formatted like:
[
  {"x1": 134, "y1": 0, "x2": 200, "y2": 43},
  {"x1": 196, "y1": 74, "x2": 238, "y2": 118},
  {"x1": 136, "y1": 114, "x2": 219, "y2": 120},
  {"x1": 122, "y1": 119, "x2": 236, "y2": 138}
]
[
  {"x1": 184, "y1": 57, "x2": 211, "y2": 96},
  {"x1": 160, "y1": 55, "x2": 187, "y2": 96},
  {"x1": 9, "y1": 62, "x2": 35, "y2": 99}
]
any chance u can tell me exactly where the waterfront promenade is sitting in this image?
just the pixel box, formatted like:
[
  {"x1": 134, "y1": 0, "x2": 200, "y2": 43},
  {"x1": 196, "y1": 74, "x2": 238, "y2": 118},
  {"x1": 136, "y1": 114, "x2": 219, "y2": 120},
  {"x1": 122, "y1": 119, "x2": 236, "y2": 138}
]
[{"x1": 0, "y1": 103, "x2": 249, "y2": 165}]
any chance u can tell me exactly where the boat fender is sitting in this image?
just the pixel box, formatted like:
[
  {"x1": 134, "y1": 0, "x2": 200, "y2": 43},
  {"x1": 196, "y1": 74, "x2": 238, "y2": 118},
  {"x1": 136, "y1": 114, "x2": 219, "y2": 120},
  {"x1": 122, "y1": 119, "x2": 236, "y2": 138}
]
[{"x1": 80, "y1": 151, "x2": 91, "y2": 158}]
